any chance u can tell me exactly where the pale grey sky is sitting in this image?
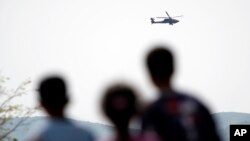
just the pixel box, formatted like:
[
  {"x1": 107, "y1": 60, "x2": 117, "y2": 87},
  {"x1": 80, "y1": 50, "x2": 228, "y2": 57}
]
[{"x1": 1, "y1": 0, "x2": 250, "y2": 124}]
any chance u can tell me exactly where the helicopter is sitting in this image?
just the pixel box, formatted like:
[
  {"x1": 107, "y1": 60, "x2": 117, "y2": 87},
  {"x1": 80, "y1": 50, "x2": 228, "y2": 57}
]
[{"x1": 150, "y1": 11, "x2": 183, "y2": 25}]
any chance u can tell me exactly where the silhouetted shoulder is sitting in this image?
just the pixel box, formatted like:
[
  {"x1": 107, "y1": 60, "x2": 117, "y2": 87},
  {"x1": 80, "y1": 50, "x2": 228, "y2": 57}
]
[
  {"x1": 142, "y1": 90, "x2": 221, "y2": 141},
  {"x1": 36, "y1": 118, "x2": 95, "y2": 141}
]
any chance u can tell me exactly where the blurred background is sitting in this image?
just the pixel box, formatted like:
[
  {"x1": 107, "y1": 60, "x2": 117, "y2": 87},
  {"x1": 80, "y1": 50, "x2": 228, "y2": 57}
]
[{"x1": 1, "y1": 0, "x2": 250, "y2": 128}]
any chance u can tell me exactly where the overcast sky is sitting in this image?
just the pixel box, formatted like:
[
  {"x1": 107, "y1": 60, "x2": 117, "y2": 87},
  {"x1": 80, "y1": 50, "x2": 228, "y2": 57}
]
[{"x1": 1, "y1": 0, "x2": 250, "y2": 124}]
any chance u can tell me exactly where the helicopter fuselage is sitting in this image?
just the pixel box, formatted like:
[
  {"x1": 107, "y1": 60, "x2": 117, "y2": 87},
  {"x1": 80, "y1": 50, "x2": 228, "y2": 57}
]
[{"x1": 151, "y1": 18, "x2": 179, "y2": 25}]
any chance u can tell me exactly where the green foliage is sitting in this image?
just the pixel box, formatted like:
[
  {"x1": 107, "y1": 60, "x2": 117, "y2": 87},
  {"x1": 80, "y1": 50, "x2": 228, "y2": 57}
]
[{"x1": 0, "y1": 74, "x2": 36, "y2": 141}]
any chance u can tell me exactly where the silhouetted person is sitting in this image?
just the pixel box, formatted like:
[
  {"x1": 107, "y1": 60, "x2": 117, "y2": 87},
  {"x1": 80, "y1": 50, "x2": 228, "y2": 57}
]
[
  {"x1": 141, "y1": 45, "x2": 221, "y2": 141},
  {"x1": 102, "y1": 84, "x2": 139, "y2": 141},
  {"x1": 32, "y1": 76, "x2": 95, "y2": 141}
]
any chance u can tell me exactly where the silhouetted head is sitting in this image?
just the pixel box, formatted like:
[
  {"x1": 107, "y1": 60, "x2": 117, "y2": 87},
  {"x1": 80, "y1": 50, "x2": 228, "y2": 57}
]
[
  {"x1": 38, "y1": 76, "x2": 69, "y2": 117},
  {"x1": 146, "y1": 45, "x2": 174, "y2": 89},
  {"x1": 102, "y1": 84, "x2": 138, "y2": 130}
]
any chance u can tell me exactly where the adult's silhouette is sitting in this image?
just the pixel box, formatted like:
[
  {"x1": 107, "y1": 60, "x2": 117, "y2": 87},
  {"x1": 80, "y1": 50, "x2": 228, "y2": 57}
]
[
  {"x1": 31, "y1": 76, "x2": 95, "y2": 141},
  {"x1": 141, "y1": 45, "x2": 221, "y2": 141}
]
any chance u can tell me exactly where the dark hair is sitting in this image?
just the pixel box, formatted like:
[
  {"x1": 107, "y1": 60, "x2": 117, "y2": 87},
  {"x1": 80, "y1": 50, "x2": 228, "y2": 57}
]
[
  {"x1": 102, "y1": 84, "x2": 137, "y2": 127},
  {"x1": 38, "y1": 76, "x2": 68, "y2": 111},
  {"x1": 146, "y1": 46, "x2": 174, "y2": 83}
]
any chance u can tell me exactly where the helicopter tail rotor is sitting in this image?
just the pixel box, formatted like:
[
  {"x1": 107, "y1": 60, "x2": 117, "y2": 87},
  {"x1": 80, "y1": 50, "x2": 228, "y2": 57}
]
[{"x1": 150, "y1": 18, "x2": 155, "y2": 24}]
